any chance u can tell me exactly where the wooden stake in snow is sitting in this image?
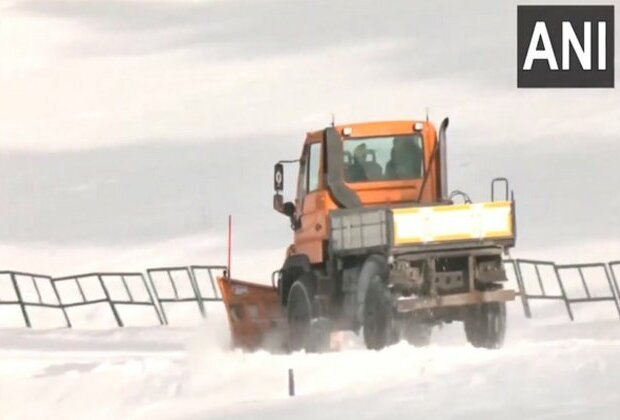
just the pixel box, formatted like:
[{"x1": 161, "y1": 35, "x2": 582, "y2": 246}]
[{"x1": 288, "y1": 368, "x2": 295, "y2": 397}]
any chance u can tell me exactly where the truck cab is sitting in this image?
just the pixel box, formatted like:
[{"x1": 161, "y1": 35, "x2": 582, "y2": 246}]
[{"x1": 277, "y1": 120, "x2": 446, "y2": 264}]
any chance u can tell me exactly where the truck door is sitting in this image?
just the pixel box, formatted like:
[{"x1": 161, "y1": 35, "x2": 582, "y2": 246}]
[{"x1": 294, "y1": 141, "x2": 326, "y2": 263}]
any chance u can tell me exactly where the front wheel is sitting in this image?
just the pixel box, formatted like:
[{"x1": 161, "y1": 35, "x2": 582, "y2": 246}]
[
  {"x1": 286, "y1": 278, "x2": 329, "y2": 352},
  {"x1": 363, "y1": 274, "x2": 396, "y2": 350},
  {"x1": 464, "y1": 301, "x2": 506, "y2": 349}
]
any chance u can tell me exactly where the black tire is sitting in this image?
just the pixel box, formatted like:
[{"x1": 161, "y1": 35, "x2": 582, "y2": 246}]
[
  {"x1": 361, "y1": 257, "x2": 396, "y2": 350},
  {"x1": 402, "y1": 319, "x2": 432, "y2": 347},
  {"x1": 287, "y1": 279, "x2": 313, "y2": 351},
  {"x1": 286, "y1": 277, "x2": 329, "y2": 352},
  {"x1": 464, "y1": 302, "x2": 506, "y2": 349}
]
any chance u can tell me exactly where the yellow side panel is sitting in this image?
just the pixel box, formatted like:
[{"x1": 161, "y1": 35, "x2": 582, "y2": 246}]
[{"x1": 393, "y1": 201, "x2": 513, "y2": 245}]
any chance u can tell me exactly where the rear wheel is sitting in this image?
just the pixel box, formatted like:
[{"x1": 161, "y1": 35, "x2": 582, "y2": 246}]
[
  {"x1": 286, "y1": 277, "x2": 329, "y2": 352},
  {"x1": 363, "y1": 273, "x2": 396, "y2": 350},
  {"x1": 464, "y1": 301, "x2": 506, "y2": 349}
]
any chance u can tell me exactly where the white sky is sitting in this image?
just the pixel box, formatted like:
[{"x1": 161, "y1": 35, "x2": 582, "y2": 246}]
[
  {"x1": 0, "y1": 0, "x2": 618, "y2": 275},
  {"x1": 1, "y1": 0, "x2": 619, "y2": 151}
]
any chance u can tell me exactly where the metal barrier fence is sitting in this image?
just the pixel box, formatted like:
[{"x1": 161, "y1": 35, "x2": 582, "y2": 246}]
[
  {"x1": 0, "y1": 265, "x2": 226, "y2": 328},
  {"x1": 506, "y1": 259, "x2": 620, "y2": 321},
  {"x1": 54, "y1": 272, "x2": 163, "y2": 327},
  {"x1": 3, "y1": 260, "x2": 620, "y2": 327},
  {"x1": 0, "y1": 270, "x2": 69, "y2": 328},
  {"x1": 504, "y1": 259, "x2": 571, "y2": 319},
  {"x1": 146, "y1": 265, "x2": 225, "y2": 325}
]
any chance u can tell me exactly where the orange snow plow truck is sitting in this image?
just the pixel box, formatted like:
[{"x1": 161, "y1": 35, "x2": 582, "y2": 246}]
[{"x1": 218, "y1": 118, "x2": 517, "y2": 352}]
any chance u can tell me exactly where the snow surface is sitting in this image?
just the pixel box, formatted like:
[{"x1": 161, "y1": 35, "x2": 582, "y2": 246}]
[
  {"x1": 2, "y1": 297, "x2": 620, "y2": 420},
  {"x1": 1, "y1": 238, "x2": 620, "y2": 419},
  {"x1": 1, "y1": 237, "x2": 619, "y2": 419}
]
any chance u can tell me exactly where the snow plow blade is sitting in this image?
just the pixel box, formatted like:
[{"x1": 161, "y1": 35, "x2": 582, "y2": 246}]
[{"x1": 217, "y1": 276, "x2": 284, "y2": 350}]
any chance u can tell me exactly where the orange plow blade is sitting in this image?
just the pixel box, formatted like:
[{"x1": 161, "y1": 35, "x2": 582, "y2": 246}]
[{"x1": 217, "y1": 276, "x2": 285, "y2": 350}]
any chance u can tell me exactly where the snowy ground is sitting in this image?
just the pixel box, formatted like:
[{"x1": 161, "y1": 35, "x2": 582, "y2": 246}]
[
  {"x1": 2, "y1": 300, "x2": 620, "y2": 420},
  {"x1": 1, "y1": 238, "x2": 619, "y2": 419}
]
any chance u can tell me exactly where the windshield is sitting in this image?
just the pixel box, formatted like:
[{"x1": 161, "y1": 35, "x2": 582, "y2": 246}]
[{"x1": 343, "y1": 134, "x2": 424, "y2": 183}]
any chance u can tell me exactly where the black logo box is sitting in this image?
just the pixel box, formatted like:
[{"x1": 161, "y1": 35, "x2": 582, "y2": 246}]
[{"x1": 517, "y1": 5, "x2": 614, "y2": 88}]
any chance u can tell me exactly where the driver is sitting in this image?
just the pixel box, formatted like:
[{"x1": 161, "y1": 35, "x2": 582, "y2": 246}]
[
  {"x1": 347, "y1": 143, "x2": 368, "y2": 182},
  {"x1": 386, "y1": 136, "x2": 423, "y2": 179}
]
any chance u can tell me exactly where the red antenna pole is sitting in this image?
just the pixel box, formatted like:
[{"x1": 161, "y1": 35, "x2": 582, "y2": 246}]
[{"x1": 227, "y1": 214, "x2": 232, "y2": 279}]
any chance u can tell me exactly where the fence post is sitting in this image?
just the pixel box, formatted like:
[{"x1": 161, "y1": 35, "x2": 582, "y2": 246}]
[
  {"x1": 206, "y1": 267, "x2": 220, "y2": 299},
  {"x1": 187, "y1": 268, "x2": 206, "y2": 317},
  {"x1": 97, "y1": 275, "x2": 123, "y2": 327},
  {"x1": 603, "y1": 264, "x2": 620, "y2": 319},
  {"x1": 553, "y1": 265, "x2": 574, "y2": 321},
  {"x1": 147, "y1": 270, "x2": 168, "y2": 325},
  {"x1": 139, "y1": 274, "x2": 164, "y2": 325},
  {"x1": 514, "y1": 260, "x2": 532, "y2": 318},
  {"x1": 50, "y1": 279, "x2": 72, "y2": 328},
  {"x1": 10, "y1": 273, "x2": 31, "y2": 328},
  {"x1": 609, "y1": 262, "x2": 620, "y2": 300}
]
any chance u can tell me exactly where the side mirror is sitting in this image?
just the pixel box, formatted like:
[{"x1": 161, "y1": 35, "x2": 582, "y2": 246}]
[
  {"x1": 272, "y1": 159, "x2": 300, "y2": 230},
  {"x1": 274, "y1": 163, "x2": 284, "y2": 192},
  {"x1": 272, "y1": 162, "x2": 286, "y2": 214},
  {"x1": 282, "y1": 201, "x2": 295, "y2": 217}
]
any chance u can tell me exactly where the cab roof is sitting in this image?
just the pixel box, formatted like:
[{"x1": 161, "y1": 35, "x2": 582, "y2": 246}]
[{"x1": 305, "y1": 120, "x2": 437, "y2": 143}]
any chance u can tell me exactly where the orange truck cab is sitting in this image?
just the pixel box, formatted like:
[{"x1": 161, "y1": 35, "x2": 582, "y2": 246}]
[{"x1": 279, "y1": 120, "x2": 444, "y2": 265}]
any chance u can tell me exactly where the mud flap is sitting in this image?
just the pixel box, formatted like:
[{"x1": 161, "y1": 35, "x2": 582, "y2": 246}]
[{"x1": 217, "y1": 277, "x2": 284, "y2": 350}]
